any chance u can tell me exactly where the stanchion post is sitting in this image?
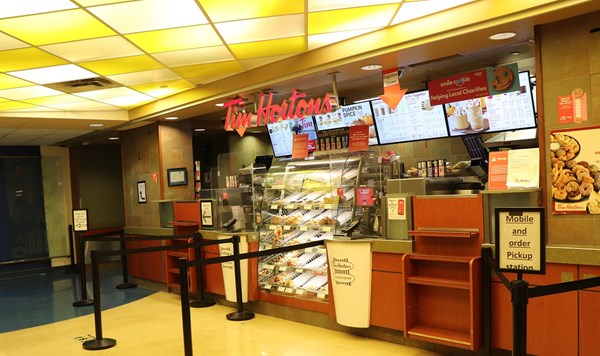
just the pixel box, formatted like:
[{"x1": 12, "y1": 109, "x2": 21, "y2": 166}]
[
  {"x1": 179, "y1": 258, "x2": 194, "y2": 356},
  {"x1": 482, "y1": 247, "x2": 492, "y2": 356},
  {"x1": 65, "y1": 224, "x2": 78, "y2": 274},
  {"x1": 82, "y1": 250, "x2": 117, "y2": 350},
  {"x1": 226, "y1": 235, "x2": 254, "y2": 321},
  {"x1": 511, "y1": 279, "x2": 528, "y2": 356},
  {"x1": 73, "y1": 232, "x2": 94, "y2": 306},
  {"x1": 190, "y1": 233, "x2": 215, "y2": 308},
  {"x1": 116, "y1": 228, "x2": 137, "y2": 289}
]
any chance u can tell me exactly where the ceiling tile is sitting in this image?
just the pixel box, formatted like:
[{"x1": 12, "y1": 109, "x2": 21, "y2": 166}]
[
  {"x1": 0, "y1": 47, "x2": 68, "y2": 72},
  {"x1": 238, "y1": 54, "x2": 296, "y2": 70},
  {"x1": 0, "y1": 85, "x2": 64, "y2": 100},
  {"x1": 107, "y1": 68, "x2": 181, "y2": 86},
  {"x1": 308, "y1": 0, "x2": 402, "y2": 12},
  {"x1": 308, "y1": 28, "x2": 375, "y2": 50},
  {"x1": 152, "y1": 46, "x2": 234, "y2": 67},
  {"x1": 88, "y1": 0, "x2": 208, "y2": 34},
  {"x1": 0, "y1": 74, "x2": 34, "y2": 90},
  {"x1": 392, "y1": 0, "x2": 476, "y2": 25},
  {"x1": 216, "y1": 15, "x2": 304, "y2": 44},
  {"x1": 200, "y1": 0, "x2": 303, "y2": 22},
  {"x1": 50, "y1": 101, "x2": 120, "y2": 111},
  {"x1": 0, "y1": 32, "x2": 28, "y2": 51},
  {"x1": 0, "y1": 101, "x2": 36, "y2": 111},
  {"x1": 130, "y1": 79, "x2": 195, "y2": 98},
  {"x1": 75, "y1": 87, "x2": 143, "y2": 100},
  {"x1": 76, "y1": 0, "x2": 131, "y2": 6},
  {"x1": 0, "y1": 9, "x2": 116, "y2": 46},
  {"x1": 308, "y1": 4, "x2": 398, "y2": 34},
  {"x1": 125, "y1": 25, "x2": 223, "y2": 53},
  {"x1": 229, "y1": 36, "x2": 306, "y2": 60},
  {"x1": 41, "y1": 36, "x2": 144, "y2": 62},
  {"x1": 8, "y1": 64, "x2": 98, "y2": 85},
  {"x1": 78, "y1": 55, "x2": 165, "y2": 76},
  {"x1": 172, "y1": 61, "x2": 244, "y2": 85},
  {"x1": 73, "y1": 87, "x2": 155, "y2": 108},
  {"x1": 0, "y1": 0, "x2": 77, "y2": 19},
  {"x1": 21, "y1": 94, "x2": 87, "y2": 106}
]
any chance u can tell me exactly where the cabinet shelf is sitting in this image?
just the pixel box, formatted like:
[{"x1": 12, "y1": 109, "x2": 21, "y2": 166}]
[
  {"x1": 408, "y1": 228, "x2": 478, "y2": 239},
  {"x1": 406, "y1": 326, "x2": 472, "y2": 347},
  {"x1": 405, "y1": 276, "x2": 470, "y2": 289},
  {"x1": 167, "y1": 251, "x2": 189, "y2": 258}
]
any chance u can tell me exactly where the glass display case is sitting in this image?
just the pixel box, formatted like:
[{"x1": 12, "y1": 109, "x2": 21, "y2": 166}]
[{"x1": 256, "y1": 151, "x2": 383, "y2": 300}]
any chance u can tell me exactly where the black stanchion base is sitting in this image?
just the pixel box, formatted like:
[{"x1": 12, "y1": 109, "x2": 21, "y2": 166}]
[
  {"x1": 116, "y1": 282, "x2": 137, "y2": 289},
  {"x1": 83, "y1": 338, "x2": 117, "y2": 350},
  {"x1": 226, "y1": 310, "x2": 255, "y2": 321},
  {"x1": 191, "y1": 298, "x2": 216, "y2": 308},
  {"x1": 72, "y1": 299, "x2": 94, "y2": 307}
]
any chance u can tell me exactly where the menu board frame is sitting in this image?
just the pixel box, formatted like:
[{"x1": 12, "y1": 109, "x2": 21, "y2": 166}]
[
  {"x1": 371, "y1": 89, "x2": 449, "y2": 145},
  {"x1": 314, "y1": 102, "x2": 378, "y2": 146},
  {"x1": 444, "y1": 71, "x2": 537, "y2": 137},
  {"x1": 266, "y1": 116, "x2": 317, "y2": 158}
]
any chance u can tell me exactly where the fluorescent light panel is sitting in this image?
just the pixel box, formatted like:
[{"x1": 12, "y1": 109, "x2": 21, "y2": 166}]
[{"x1": 8, "y1": 64, "x2": 98, "y2": 85}]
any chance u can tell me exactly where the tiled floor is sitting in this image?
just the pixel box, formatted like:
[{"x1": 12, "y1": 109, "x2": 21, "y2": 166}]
[{"x1": 0, "y1": 267, "x2": 443, "y2": 355}]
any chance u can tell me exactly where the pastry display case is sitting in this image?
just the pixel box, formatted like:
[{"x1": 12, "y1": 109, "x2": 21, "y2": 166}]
[{"x1": 257, "y1": 151, "x2": 383, "y2": 300}]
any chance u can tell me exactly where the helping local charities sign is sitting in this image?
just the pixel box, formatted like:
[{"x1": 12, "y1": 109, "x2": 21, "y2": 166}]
[
  {"x1": 495, "y1": 208, "x2": 545, "y2": 274},
  {"x1": 223, "y1": 90, "x2": 333, "y2": 137},
  {"x1": 428, "y1": 63, "x2": 520, "y2": 106}
]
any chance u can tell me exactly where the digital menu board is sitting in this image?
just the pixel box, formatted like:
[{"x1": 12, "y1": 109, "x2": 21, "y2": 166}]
[
  {"x1": 267, "y1": 117, "x2": 317, "y2": 157},
  {"x1": 314, "y1": 102, "x2": 378, "y2": 145},
  {"x1": 371, "y1": 90, "x2": 448, "y2": 145},
  {"x1": 445, "y1": 71, "x2": 537, "y2": 136}
]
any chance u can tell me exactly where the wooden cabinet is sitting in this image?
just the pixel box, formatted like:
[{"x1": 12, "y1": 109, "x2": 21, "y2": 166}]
[
  {"x1": 165, "y1": 201, "x2": 201, "y2": 292},
  {"x1": 370, "y1": 252, "x2": 404, "y2": 330},
  {"x1": 403, "y1": 195, "x2": 484, "y2": 351},
  {"x1": 126, "y1": 235, "x2": 166, "y2": 283},
  {"x1": 403, "y1": 254, "x2": 481, "y2": 350}
]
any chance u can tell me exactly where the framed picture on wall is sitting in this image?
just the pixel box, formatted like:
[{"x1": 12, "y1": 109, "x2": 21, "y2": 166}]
[
  {"x1": 137, "y1": 181, "x2": 147, "y2": 203},
  {"x1": 167, "y1": 168, "x2": 188, "y2": 187}
]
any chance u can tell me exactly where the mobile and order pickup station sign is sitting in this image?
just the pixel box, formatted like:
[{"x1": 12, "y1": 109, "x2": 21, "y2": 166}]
[{"x1": 495, "y1": 208, "x2": 545, "y2": 274}]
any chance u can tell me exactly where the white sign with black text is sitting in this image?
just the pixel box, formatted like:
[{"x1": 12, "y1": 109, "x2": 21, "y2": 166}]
[{"x1": 496, "y1": 208, "x2": 545, "y2": 274}]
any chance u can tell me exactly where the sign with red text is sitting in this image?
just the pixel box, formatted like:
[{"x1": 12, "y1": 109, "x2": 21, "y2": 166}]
[
  {"x1": 558, "y1": 88, "x2": 588, "y2": 125},
  {"x1": 488, "y1": 151, "x2": 509, "y2": 190},
  {"x1": 348, "y1": 125, "x2": 369, "y2": 152},
  {"x1": 291, "y1": 134, "x2": 309, "y2": 159},
  {"x1": 355, "y1": 187, "x2": 374, "y2": 207},
  {"x1": 223, "y1": 90, "x2": 332, "y2": 137},
  {"x1": 387, "y1": 197, "x2": 406, "y2": 220}
]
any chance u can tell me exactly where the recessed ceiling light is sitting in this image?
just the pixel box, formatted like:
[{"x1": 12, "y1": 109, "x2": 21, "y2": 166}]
[
  {"x1": 108, "y1": 137, "x2": 119, "y2": 140},
  {"x1": 89, "y1": 123, "x2": 104, "y2": 127},
  {"x1": 510, "y1": 51, "x2": 520, "y2": 56},
  {"x1": 165, "y1": 116, "x2": 178, "y2": 120},
  {"x1": 489, "y1": 32, "x2": 516, "y2": 40},
  {"x1": 194, "y1": 128, "x2": 206, "y2": 132},
  {"x1": 361, "y1": 64, "x2": 382, "y2": 71}
]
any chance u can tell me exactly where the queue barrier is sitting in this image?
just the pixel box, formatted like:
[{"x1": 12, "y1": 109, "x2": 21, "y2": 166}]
[
  {"x1": 82, "y1": 231, "x2": 325, "y2": 355},
  {"x1": 481, "y1": 246, "x2": 600, "y2": 356}
]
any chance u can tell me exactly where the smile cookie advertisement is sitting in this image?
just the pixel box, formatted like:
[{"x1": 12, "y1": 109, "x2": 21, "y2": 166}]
[{"x1": 550, "y1": 126, "x2": 600, "y2": 214}]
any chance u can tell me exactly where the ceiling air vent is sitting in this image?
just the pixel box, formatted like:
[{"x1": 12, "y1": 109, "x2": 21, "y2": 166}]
[{"x1": 46, "y1": 77, "x2": 122, "y2": 94}]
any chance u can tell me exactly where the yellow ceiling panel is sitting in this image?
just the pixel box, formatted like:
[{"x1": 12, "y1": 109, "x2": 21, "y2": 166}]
[
  {"x1": 88, "y1": 0, "x2": 208, "y2": 34},
  {"x1": 41, "y1": 36, "x2": 144, "y2": 63},
  {"x1": 308, "y1": 28, "x2": 375, "y2": 50},
  {"x1": 308, "y1": 0, "x2": 402, "y2": 12},
  {"x1": 75, "y1": 0, "x2": 132, "y2": 6},
  {"x1": 308, "y1": 4, "x2": 398, "y2": 34},
  {"x1": 0, "y1": 0, "x2": 76, "y2": 19},
  {"x1": 0, "y1": 47, "x2": 68, "y2": 72},
  {"x1": 229, "y1": 37, "x2": 306, "y2": 60},
  {"x1": 79, "y1": 55, "x2": 165, "y2": 76},
  {"x1": 107, "y1": 68, "x2": 180, "y2": 86},
  {"x1": 0, "y1": 101, "x2": 35, "y2": 111},
  {"x1": 200, "y1": 0, "x2": 304, "y2": 22},
  {"x1": 0, "y1": 85, "x2": 64, "y2": 100},
  {"x1": 0, "y1": 9, "x2": 116, "y2": 46},
  {"x1": 152, "y1": 46, "x2": 234, "y2": 67},
  {"x1": 131, "y1": 79, "x2": 195, "y2": 99},
  {"x1": 21, "y1": 94, "x2": 87, "y2": 106},
  {"x1": 215, "y1": 14, "x2": 304, "y2": 44},
  {"x1": 0, "y1": 74, "x2": 34, "y2": 90},
  {"x1": 0, "y1": 32, "x2": 28, "y2": 51},
  {"x1": 125, "y1": 25, "x2": 223, "y2": 53},
  {"x1": 393, "y1": 0, "x2": 475, "y2": 24},
  {"x1": 172, "y1": 61, "x2": 243, "y2": 84}
]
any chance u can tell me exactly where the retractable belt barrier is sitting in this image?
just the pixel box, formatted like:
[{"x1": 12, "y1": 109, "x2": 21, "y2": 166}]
[
  {"x1": 481, "y1": 246, "x2": 600, "y2": 356},
  {"x1": 81, "y1": 231, "x2": 325, "y2": 355}
]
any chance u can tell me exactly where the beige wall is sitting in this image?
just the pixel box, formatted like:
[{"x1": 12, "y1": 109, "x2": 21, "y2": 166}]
[
  {"x1": 541, "y1": 11, "x2": 600, "y2": 246},
  {"x1": 159, "y1": 122, "x2": 194, "y2": 201}
]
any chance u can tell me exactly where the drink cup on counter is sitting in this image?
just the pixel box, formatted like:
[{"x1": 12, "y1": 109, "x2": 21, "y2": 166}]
[
  {"x1": 454, "y1": 113, "x2": 469, "y2": 130},
  {"x1": 466, "y1": 105, "x2": 484, "y2": 131}
]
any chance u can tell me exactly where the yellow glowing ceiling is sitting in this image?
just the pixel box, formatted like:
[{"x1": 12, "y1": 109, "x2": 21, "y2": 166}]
[{"x1": 0, "y1": 0, "x2": 477, "y2": 116}]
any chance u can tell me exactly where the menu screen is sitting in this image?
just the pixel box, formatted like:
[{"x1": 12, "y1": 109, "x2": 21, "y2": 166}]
[
  {"x1": 445, "y1": 71, "x2": 536, "y2": 136},
  {"x1": 371, "y1": 90, "x2": 448, "y2": 144},
  {"x1": 314, "y1": 102, "x2": 378, "y2": 145},
  {"x1": 267, "y1": 117, "x2": 317, "y2": 157}
]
